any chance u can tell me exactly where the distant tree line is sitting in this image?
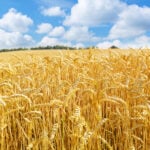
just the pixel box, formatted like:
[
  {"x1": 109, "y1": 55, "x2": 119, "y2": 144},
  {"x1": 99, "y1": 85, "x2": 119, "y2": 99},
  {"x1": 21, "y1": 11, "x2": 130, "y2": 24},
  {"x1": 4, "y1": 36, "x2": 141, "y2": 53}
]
[
  {"x1": 0, "y1": 45, "x2": 76, "y2": 52},
  {"x1": 30, "y1": 45, "x2": 76, "y2": 50},
  {"x1": 110, "y1": 45, "x2": 119, "y2": 49},
  {"x1": 0, "y1": 48, "x2": 28, "y2": 53},
  {"x1": 0, "y1": 45, "x2": 119, "y2": 52},
  {"x1": 31, "y1": 45, "x2": 99, "y2": 50}
]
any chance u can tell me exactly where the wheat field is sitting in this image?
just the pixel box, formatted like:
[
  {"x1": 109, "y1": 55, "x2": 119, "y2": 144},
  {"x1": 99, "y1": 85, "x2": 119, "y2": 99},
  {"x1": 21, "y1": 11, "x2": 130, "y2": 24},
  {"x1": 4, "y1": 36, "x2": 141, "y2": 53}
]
[{"x1": 0, "y1": 49, "x2": 150, "y2": 150}]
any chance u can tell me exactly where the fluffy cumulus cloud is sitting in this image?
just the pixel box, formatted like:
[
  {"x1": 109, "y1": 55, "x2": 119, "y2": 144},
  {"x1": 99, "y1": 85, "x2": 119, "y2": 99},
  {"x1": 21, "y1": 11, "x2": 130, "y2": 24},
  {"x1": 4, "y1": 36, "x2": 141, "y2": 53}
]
[
  {"x1": 36, "y1": 24, "x2": 65, "y2": 37},
  {"x1": 109, "y1": 5, "x2": 150, "y2": 39},
  {"x1": 41, "y1": 6, "x2": 65, "y2": 17},
  {"x1": 129, "y1": 35, "x2": 150, "y2": 48},
  {"x1": 37, "y1": 25, "x2": 99, "y2": 47},
  {"x1": 0, "y1": 8, "x2": 33, "y2": 33},
  {"x1": 36, "y1": 23, "x2": 53, "y2": 34},
  {"x1": 38, "y1": 36, "x2": 72, "y2": 47},
  {"x1": 38, "y1": 37, "x2": 59, "y2": 46},
  {"x1": 62, "y1": 0, "x2": 150, "y2": 48},
  {"x1": 2, "y1": 1, "x2": 150, "y2": 49},
  {"x1": 97, "y1": 35, "x2": 150, "y2": 49},
  {"x1": 74, "y1": 43, "x2": 85, "y2": 48},
  {"x1": 97, "y1": 40, "x2": 121, "y2": 49},
  {"x1": 64, "y1": 26, "x2": 99, "y2": 42},
  {"x1": 0, "y1": 8, "x2": 34, "y2": 49},
  {"x1": 0, "y1": 29, "x2": 34, "y2": 49},
  {"x1": 64, "y1": 0, "x2": 126, "y2": 26},
  {"x1": 49, "y1": 26, "x2": 65, "y2": 37}
]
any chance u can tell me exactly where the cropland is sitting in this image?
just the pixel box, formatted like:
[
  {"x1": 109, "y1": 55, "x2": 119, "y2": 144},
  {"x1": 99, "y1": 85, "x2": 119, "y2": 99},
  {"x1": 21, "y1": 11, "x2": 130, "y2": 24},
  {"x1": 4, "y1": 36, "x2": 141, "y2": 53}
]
[{"x1": 0, "y1": 49, "x2": 150, "y2": 150}]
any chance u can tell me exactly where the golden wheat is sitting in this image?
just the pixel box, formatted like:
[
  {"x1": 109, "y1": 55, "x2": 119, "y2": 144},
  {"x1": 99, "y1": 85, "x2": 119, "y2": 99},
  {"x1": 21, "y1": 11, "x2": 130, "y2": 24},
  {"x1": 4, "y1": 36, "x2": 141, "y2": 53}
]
[{"x1": 0, "y1": 49, "x2": 150, "y2": 150}]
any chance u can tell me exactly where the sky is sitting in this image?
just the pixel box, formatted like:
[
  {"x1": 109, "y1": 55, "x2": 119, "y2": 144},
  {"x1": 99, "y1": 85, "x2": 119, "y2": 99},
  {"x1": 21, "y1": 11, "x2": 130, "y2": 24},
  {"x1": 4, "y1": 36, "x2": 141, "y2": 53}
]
[{"x1": 0, "y1": 0, "x2": 150, "y2": 49}]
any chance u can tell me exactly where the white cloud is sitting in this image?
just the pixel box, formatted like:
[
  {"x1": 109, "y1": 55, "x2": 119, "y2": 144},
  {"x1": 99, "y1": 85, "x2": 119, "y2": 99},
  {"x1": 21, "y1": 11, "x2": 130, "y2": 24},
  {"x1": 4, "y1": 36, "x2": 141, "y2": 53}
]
[
  {"x1": 38, "y1": 34, "x2": 150, "y2": 49},
  {"x1": 0, "y1": 8, "x2": 33, "y2": 33},
  {"x1": 0, "y1": 8, "x2": 34, "y2": 49},
  {"x1": 74, "y1": 43, "x2": 85, "y2": 48},
  {"x1": 36, "y1": 23, "x2": 53, "y2": 34},
  {"x1": 97, "y1": 35, "x2": 150, "y2": 49},
  {"x1": 0, "y1": 29, "x2": 34, "y2": 49},
  {"x1": 64, "y1": 0, "x2": 126, "y2": 26},
  {"x1": 109, "y1": 5, "x2": 150, "y2": 39},
  {"x1": 49, "y1": 26, "x2": 65, "y2": 37},
  {"x1": 135, "y1": 35, "x2": 150, "y2": 44},
  {"x1": 38, "y1": 36, "x2": 72, "y2": 47},
  {"x1": 128, "y1": 35, "x2": 150, "y2": 48},
  {"x1": 63, "y1": 0, "x2": 150, "y2": 50},
  {"x1": 24, "y1": 35, "x2": 34, "y2": 42},
  {"x1": 63, "y1": 26, "x2": 99, "y2": 42},
  {"x1": 42, "y1": 7, "x2": 65, "y2": 17},
  {"x1": 97, "y1": 40, "x2": 121, "y2": 49},
  {"x1": 38, "y1": 37, "x2": 59, "y2": 46}
]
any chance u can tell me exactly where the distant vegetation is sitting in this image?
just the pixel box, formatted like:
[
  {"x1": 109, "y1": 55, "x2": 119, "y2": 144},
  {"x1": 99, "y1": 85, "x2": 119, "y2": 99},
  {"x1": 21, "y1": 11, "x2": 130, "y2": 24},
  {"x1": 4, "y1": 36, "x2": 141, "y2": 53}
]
[
  {"x1": 0, "y1": 45, "x2": 75, "y2": 52},
  {"x1": 0, "y1": 48, "x2": 28, "y2": 52},
  {"x1": 110, "y1": 45, "x2": 119, "y2": 49},
  {"x1": 0, "y1": 45, "x2": 120, "y2": 52},
  {"x1": 0, "y1": 45, "x2": 119, "y2": 52},
  {"x1": 0, "y1": 45, "x2": 100, "y2": 52},
  {"x1": 31, "y1": 45, "x2": 76, "y2": 50}
]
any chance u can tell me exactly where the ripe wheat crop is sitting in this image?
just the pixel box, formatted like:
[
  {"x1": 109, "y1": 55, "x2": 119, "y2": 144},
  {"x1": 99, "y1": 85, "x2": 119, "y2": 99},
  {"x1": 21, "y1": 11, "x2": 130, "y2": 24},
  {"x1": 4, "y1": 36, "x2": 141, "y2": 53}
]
[{"x1": 0, "y1": 49, "x2": 150, "y2": 150}]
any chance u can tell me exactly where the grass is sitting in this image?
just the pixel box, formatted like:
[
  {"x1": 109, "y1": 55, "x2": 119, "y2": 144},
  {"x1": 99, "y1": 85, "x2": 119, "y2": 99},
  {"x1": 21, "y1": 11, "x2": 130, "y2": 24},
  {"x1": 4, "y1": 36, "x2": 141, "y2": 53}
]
[{"x1": 0, "y1": 49, "x2": 150, "y2": 150}]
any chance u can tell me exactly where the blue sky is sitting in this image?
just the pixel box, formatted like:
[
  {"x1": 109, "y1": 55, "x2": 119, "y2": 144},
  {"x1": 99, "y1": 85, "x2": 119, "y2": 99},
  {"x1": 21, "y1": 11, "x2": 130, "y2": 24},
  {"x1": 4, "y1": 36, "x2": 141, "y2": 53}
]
[{"x1": 0, "y1": 0, "x2": 150, "y2": 49}]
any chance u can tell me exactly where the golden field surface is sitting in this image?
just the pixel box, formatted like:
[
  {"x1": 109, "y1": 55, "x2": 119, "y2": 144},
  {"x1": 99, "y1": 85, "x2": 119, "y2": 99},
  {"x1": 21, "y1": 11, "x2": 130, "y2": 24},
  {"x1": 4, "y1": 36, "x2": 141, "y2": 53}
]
[{"x1": 0, "y1": 49, "x2": 150, "y2": 150}]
